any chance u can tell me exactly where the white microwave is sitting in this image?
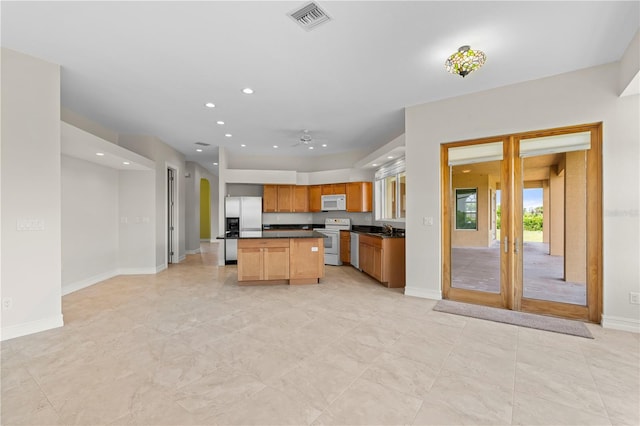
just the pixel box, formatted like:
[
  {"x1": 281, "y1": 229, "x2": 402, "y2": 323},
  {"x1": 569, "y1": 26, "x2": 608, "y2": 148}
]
[{"x1": 321, "y1": 194, "x2": 346, "y2": 211}]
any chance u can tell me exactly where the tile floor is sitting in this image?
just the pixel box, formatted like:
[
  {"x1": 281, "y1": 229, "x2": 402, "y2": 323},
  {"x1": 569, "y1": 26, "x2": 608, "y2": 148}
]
[{"x1": 1, "y1": 242, "x2": 639, "y2": 425}]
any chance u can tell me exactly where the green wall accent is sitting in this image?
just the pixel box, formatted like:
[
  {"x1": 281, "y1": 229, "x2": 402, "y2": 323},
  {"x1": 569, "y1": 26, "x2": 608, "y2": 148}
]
[{"x1": 200, "y1": 178, "x2": 211, "y2": 239}]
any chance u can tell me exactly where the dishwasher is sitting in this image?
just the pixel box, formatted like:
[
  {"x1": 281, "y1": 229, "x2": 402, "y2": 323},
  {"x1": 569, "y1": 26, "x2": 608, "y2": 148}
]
[{"x1": 350, "y1": 232, "x2": 360, "y2": 270}]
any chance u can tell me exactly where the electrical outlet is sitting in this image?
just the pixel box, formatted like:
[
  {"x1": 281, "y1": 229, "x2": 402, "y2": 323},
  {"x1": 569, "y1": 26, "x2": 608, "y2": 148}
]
[
  {"x1": 2, "y1": 297, "x2": 13, "y2": 310},
  {"x1": 630, "y1": 292, "x2": 640, "y2": 305}
]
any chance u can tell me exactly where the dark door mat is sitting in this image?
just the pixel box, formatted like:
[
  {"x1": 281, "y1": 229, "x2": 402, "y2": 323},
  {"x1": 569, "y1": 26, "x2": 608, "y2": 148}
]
[{"x1": 434, "y1": 300, "x2": 593, "y2": 339}]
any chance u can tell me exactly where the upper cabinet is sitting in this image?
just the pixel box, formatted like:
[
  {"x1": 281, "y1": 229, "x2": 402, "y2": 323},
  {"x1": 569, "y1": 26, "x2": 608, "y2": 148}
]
[
  {"x1": 321, "y1": 183, "x2": 346, "y2": 195},
  {"x1": 263, "y1": 185, "x2": 278, "y2": 212},
  {"x1": 265, "y1": 182, "x2": 371, "y2": 213},
  {"x1": 309, "y1": 185, "x2": 322, "y2": 212},
  {"x1": 263, "y1": 185, "x2": 309, "y2": 212},
  {"x1": 346, "y1": 182, "x2": 373, "y2": 212},
  {"x1": 292, "y1": 185, "x2": 309, "y2": 212}
]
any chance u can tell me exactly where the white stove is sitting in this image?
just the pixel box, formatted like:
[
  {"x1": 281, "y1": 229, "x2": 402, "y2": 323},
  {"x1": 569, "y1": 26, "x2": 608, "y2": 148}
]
[{"x1": 314, "y1": 218, "x2": 350, "y2": 266}]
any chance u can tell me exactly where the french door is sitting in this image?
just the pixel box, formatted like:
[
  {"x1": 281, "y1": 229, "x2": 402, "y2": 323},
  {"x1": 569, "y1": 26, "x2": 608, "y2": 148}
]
[{"x1": 441, "y1": 123, "x2": 602, "y2": 322}]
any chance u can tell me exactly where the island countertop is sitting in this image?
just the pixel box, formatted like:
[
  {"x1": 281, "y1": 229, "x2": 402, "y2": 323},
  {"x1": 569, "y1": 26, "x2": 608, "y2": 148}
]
[{"x1": 239, "y1": 230, "x2": 326, "y2": 239}]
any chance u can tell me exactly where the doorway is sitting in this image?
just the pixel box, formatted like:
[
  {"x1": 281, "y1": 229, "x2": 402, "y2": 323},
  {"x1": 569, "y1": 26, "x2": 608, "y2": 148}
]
[
  {"x1": 441, "y1": 123, "x2": 602, "y2": 322},
  {"x1": 167, "y1": 167, "x2": 176, "y2": 264}
]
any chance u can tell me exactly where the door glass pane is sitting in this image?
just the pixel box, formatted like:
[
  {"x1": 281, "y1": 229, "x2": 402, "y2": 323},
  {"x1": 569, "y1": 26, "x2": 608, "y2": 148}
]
[
  {"x1": 450, "y1": 159, "x2": 502, "y2": 293},
  {"x1": 521, "y1": 151, "x2": 587, "y2": 305}
]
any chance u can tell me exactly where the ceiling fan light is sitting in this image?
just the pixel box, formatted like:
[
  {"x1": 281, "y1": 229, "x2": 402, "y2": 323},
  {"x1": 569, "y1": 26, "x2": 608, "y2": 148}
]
[{"x1": 445, "y1": 45, "x2": 486, "y2": 77}]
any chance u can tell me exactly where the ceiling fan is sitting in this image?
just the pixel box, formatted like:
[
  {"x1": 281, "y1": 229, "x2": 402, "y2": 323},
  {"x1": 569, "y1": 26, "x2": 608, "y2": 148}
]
[{"x1": 290, "y1": 129, "x2": 328, "y2": 150}]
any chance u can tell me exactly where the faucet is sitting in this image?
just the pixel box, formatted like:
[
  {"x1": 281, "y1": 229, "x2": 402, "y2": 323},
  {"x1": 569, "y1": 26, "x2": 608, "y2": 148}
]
[{"x1": 383, "y1": 223, "x2": 393, "y2": 235}]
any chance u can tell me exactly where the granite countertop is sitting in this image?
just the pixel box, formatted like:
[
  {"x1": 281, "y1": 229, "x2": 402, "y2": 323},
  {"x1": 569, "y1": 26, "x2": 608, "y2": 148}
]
[
  {"x1": 351, "y1": 230, "x2": 406, "y2": 239},
  {"x1": 239, "y1": 230, "x2": 326, "y2": 239},
  {"x1": 350, "y1": 225, "x2": 405, "y2": 238}
]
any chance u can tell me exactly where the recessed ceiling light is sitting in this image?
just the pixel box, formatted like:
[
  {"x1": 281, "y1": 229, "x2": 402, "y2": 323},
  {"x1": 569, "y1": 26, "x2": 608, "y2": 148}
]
[
  {"x1": 273, "y1": 145, "x2": 279, "y2": 148},
  {"x1": 387, "y1": 156, "x2": 394, "y2": 159},
  {"x1": 372, "y1": 163, "x2": 378, "y2": 167},
  {"x1": 96, "y1": 152, "x2": 104, "y2": 156},
  {"x1": 213, "y1": 162, "x2": 218, "y2": 166},
  {"x1": 322, "y1": 144, "x2": 327, "y2": 148},
  {"x1": 216, "y1": 121, "x2": 224, "y2": 125},
  {"x1": 240, "y1": 144, "x2": 246, "y2": 147},
  {"x1": 122, "y1": 161, "x2": 130, "y2": 165},
  {"x1": 309, "y1": 146, "x2": 314, "y2": 150},
  {"x1": 225, "y1": 133, "x2": 232, "y2": 138},
  {"x1": 205, "y1": 102, "x2": 215, "y2": 108},
  {"x1": 242, "y1": 88, "x2": 254, "y2": 94},
  {"x1": 196, "y1": 148, "x2": 203, "y2": 152}
]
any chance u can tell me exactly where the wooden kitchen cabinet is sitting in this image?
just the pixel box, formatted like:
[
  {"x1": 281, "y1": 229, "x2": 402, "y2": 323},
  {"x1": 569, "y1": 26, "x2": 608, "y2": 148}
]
[
  {"x1": 321, "y1": 183, "x2": 346, "y2": 195},
  {"x1": 263, "y1": 185, "x2": 278, "y2": 212},
  {"x1": 309, "y1": 185, "x2": 322, "y2": 212},
  {"x1": 346, "y1": 182, "x2": 372, "y2": 212},
  {"x1": 238, "y1": 239, "x2": 290, "y2": 281},
  {"x1": 292, "y1": 185, "x2": 309, "y2": 212},
  {"x1": 277, "y1": 185, "x2": 293, "y2": 212},
  {"x1": 289, "y1": 237, "x2": 324, "y2": 284},
  {"x1": 340, "y1": 230, "x2": 350, "y2": 264},
  {"x1": 359, "y1": 234, "x2": 405, "y2": 288}
]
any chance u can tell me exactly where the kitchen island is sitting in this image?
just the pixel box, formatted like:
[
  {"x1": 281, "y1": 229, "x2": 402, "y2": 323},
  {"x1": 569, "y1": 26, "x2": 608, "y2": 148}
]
[{"x1": 237, "y1": 230, "x2": 325, "y2": 285}]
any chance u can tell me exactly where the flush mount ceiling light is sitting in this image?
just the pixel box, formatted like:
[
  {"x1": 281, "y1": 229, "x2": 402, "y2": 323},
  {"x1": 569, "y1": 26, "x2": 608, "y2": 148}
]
[
  {"x1": 196, "y1": 148, "x2": 203, "y2": 152},
  {"x1": 445, "y1": 45, "x2": 486, "y2": 77},
  {"x1": 242, "y1": 88, "x2": 254, "y2": 95},
  {"x1": 205, "y1": 102, "x2": 215, "y2": 108},
  {"x1": 96, "y1": 152, "x2": 104, "y2": 156},
  {"x1": 225, "y1": 133, "x2": 232, "y2": 138},
  {"x1": 213, "y1": 162, "x2": 218, "y2": 166}
]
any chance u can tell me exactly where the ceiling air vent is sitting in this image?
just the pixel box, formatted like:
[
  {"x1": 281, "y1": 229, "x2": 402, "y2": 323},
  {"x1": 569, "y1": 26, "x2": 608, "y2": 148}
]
[
  {"x1": 288, "y1": 2, "x2": 331, "y2": 31},
  {"x1": 195, "y1": 142, "x2": 210, "y2": 146}
]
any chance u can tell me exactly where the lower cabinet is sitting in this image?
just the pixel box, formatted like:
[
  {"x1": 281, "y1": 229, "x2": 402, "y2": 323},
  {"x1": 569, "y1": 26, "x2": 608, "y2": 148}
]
[
  {"x1": 237, "y1": 238, "x2": 323, "y2": 285},
  {"x1": 340, "y1": 230, "x2": 350, "y2": 264},
  {"x1": 359, "y1": 234, "x2": 405, "y2": 288},
  {"x1": 238, "y1": 239, "x2": 289, "y2": 281}
]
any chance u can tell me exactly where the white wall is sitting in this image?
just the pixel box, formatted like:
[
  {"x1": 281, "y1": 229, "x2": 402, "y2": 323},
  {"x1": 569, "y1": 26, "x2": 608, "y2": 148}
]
[
  {"x1": 405, "y1": 62, "x2": 640, "y2": 332},
  {"x1": 118, "y1": 134, "x2": 186, "y2": 268},
  {"x1": 61, "y1": 156, "x2": 119, "y2": 294},
  {"x1": 1, "y1": 48, "x2": 63, "y2": 340},
  {"x1": 118, "y1": 171, "x2": 156, "y2": 272}
]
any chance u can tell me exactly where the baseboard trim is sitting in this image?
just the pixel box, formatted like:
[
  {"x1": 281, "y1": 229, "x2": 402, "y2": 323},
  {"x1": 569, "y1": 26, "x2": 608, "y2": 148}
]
[
  {"x1": 156, "y1": 264, "x2": 167, "y2": 273},
  {"x1": 1, "y1": 314, "x2": 64, "y2": 341},
  {"x1": 119, "y1": 267, "x2": 160, "y2": 275},
  {"x1": 178, "y1": 254, "x2": 186, "y2": 262},
  {"x1": 185, "y1": 248, "x2": 201, "y2": 255},
  {"x1": 62, "y1": 270, "x2": 119, "y2": 295},
  {"x1": 601, "y1": 314, "x2": 640, "y2": 333},
  {"x1": 404, "y1": 286, "x2": 442, "y2": 300}
]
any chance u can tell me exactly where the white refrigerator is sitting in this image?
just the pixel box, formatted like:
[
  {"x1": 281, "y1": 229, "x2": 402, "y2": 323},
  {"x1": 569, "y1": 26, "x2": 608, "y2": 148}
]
[{"x1": 225, "y1": 196, "x2": 262, "y2": 264}]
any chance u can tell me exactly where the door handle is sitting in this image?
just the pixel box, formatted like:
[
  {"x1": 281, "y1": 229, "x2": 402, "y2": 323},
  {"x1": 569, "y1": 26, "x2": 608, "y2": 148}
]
[
  {"x1": 504, "y1": 236, "x2": 508, "y2": 253},
  {"x1": 514, "y1": 237, "x2": 519, "y2": 254}
]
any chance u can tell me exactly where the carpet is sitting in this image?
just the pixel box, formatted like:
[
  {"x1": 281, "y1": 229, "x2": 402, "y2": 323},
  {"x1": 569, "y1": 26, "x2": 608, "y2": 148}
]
[{"x1": 433, "y1": 300, "x2": 593, "y2": 339}]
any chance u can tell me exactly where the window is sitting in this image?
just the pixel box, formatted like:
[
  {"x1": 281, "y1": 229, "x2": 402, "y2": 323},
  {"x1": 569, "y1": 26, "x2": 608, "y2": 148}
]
[
  {"x1": 375, "y1": 158, "x2": 406, "y2": 221},
  {"x1": 455, "y1": 188, "x2": 477, "y2": 230}
]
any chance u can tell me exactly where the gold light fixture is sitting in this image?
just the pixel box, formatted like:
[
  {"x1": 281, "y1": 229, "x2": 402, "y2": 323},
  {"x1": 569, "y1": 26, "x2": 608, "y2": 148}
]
[{"x1": 445, "y1": 45, "x2": 486, "y2": 77}]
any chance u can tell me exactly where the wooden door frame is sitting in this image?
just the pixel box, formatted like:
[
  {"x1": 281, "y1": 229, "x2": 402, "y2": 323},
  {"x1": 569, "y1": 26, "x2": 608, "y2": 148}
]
[{"x1": 441, "y1": 123, "x2": 603, "y2": 323}]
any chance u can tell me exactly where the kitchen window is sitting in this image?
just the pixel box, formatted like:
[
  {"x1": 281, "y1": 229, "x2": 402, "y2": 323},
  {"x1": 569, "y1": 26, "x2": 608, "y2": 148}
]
[{"x1": 375, "y1": 158, "x2": 406, "y2": 221}]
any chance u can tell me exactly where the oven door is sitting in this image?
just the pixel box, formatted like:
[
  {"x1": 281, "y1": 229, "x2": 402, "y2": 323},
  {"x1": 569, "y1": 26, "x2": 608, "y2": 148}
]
[{"x1": 315, "y1": 229, "x2": 338, "y2": 255}]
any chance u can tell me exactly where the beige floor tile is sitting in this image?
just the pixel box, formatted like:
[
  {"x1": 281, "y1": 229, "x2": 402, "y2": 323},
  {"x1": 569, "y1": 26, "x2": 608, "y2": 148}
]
[
  {"x1": 209, "y1": 384, "x2": 322, "y2": 425},
  {"x1": 3, "y1": 243, "x2": 639, "y2": 426},
  {"x1": 315, "y1": 377, "x2": 423, "y2": 425},
  {"x1": 515, "y1": 361, "x2": 608, "y2": 418},
  {"x1": 360, "y1": 351, "x2": 439, "y2": 399},
  {"x1": 512, "y1": 391, "x2": 611, "y2": 425},
  {"x1": 413, "y1": 372, "x2": 513, "y2": 425}
]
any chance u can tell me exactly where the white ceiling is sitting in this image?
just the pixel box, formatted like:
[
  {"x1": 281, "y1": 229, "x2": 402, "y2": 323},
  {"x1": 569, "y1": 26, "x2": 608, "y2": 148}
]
[{"x1": 2, "y1": 1, "x2": 638, "y2": 173}]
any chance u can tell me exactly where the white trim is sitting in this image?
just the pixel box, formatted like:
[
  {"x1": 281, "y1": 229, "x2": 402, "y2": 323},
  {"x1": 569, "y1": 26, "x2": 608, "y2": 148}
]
[
  {"x1": 178, "y1": 254, "x2": 186, "y2": 262},
  {"x1": 186, "y1": 248, "x2": 201, "y2": 255},
  {"x1": 601, "y1": 314, "x2": 640, "y2": 333},
  {"x1": 119, "y1": 267, "x2": 159, "y2": 275},
  {"x1": 404, "y1": 286, "x2": 442, "y2": 300},
  {"x1": 1, "y1": 314, "x2": 64, "y2": 341},
  {"x1": 155, "y1": 263, "x2": 167, "y2": 273},
  {"x1": 62, "y1": 270, "x2": 119, "y2": 295}
]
